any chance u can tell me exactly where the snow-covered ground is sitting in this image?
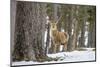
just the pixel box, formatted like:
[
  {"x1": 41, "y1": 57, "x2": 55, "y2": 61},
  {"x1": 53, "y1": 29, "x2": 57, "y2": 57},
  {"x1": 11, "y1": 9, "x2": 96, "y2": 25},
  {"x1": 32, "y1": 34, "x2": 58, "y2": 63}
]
[{"x1": 12, "y1": 48, "x2": 95, "y2": 66}]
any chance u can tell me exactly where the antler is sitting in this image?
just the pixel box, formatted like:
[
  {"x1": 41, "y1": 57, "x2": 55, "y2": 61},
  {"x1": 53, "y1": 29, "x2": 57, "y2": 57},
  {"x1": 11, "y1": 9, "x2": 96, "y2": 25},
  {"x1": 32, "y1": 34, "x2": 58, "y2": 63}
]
[{"x1": 56, "y1": 15, "x2": 62, "y2": 24}]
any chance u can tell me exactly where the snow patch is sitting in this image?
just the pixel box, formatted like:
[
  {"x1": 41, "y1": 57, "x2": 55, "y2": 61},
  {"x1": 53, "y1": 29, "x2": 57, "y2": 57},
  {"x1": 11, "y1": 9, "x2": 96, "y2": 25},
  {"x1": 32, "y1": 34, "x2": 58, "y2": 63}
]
[{"x1": 12, "y1": 49, "x2": 95, "y2": 66}]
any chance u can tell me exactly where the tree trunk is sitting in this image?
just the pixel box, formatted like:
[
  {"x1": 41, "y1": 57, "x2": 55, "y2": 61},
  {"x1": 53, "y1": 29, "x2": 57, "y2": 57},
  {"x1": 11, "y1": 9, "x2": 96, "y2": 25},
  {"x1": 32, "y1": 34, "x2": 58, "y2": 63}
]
[
  {"x1": 67, "y1": 5, "x2": 74, "y2": 51},
  {"x1": 78, "y1": 7, "x2": 87, "y2": 48},
  {"x1": 71, "y1": 6, "x2": 79, "y2": 50},
  {"x1": 71, "y1": 19, "x2": 78, "y2": 50},
  {"x1": 13, "y1": 1, "x2": 48, "y2": 62},
  {"x1": 78, "y1": 22, "x2": 86, "y2": 48},
  {"x1": 45, "y1": 22, "x2": 50, "y2": 54},
  {"x1": 91, "y1": 22, "x2": 96, "y2": 48},
  {"x1": 87, "y1": 6, "x2": 96, "y2": 48},
  {"x1": 87, "y1": 21, "x2": 96, "y2": 48}
]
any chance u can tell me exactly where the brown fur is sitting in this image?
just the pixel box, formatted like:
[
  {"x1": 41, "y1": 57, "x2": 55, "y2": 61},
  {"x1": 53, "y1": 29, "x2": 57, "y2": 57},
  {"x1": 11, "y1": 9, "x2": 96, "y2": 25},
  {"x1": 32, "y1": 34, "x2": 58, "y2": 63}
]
[{"x1": 50, "y1": 22, "x2": 69, "y2": 53}]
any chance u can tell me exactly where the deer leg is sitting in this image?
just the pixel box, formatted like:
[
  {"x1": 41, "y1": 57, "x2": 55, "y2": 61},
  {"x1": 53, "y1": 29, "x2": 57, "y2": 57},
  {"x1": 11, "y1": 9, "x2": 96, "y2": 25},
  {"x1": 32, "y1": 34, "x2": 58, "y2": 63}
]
[
  {"x1": 53, "y1": 41, "x2": 57, "y2": 53},
  {"x1": 54, "y1": 44, "x2": 57, "y2": 53},
  {"x1": 52, "y1": 41, "x2": 56, "y2": 53},
  {"x1": 56, "y1": 44, "x2": 60, "y2": 53},
  {"x1": 63, "y1": 43, "x2": 67, "y2": 52}
]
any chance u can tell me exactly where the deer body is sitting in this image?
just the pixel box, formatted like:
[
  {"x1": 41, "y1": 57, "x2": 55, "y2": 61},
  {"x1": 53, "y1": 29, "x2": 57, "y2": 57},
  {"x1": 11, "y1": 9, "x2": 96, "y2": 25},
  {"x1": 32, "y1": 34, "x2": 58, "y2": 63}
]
[{"x1": 50, "y1": 22, "x2": 69, "y2": 53}]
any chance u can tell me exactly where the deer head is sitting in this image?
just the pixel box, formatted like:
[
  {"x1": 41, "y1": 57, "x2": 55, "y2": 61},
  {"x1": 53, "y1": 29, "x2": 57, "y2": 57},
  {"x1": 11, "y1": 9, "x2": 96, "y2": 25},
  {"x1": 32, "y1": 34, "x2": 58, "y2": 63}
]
[
  {"x1": 50, "y1": 16, "x2": 62, "y2": 31},
  {"x1": 50, "y1": 22, "x2": 57, "y2": 31}
]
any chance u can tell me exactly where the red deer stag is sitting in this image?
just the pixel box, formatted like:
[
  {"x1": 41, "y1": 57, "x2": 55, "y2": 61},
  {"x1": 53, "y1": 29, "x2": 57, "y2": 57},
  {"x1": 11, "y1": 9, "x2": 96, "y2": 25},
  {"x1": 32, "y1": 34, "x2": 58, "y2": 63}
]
[{"x1": 50, "y1": 17, "x2": 69, "y2": 53}]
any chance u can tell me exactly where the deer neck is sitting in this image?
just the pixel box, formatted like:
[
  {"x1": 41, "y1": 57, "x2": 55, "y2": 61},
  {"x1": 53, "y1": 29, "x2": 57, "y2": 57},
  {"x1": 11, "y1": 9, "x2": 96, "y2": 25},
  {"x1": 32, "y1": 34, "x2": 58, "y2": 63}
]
[{"x1": 52, "y1": 30, "x2": 58, "y2": 36}]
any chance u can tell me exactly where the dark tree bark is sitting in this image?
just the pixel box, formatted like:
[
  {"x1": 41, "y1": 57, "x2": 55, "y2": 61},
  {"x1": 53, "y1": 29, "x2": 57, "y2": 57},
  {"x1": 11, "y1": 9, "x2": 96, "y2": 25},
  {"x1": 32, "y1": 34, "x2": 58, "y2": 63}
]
[
  {"x1": 87, "y1": 22, "x2": 93, "y2": 48},
  {"x1": 78, "y1": 7, "x2": 88, "y2": 48},
  {"x1": 87, "y1": 22, "x2": 96, "y2": 48},
  {"x1": 78, "y1": 22, "x2": 86, "y2": 48},
  {"x1": 91, "y1": 22, "x2": 96, "y2": 48},
  {"x1": 71, "y1": 20, "x2": 78, "y2": 50},
  {"x1": 45, "y1": 22, "x2": 50, "y2": 54},
  {"x1": 13, "y1": 1, "x2": 48, "y2": 62},
  {"x1": 87, "y1": 6, "x2": 96, "y2": 48},
  {"x1": 70, "y1": 6, "x2": 80, "y2": 50},
  {"x1": 67, "y1": 5, "x2": 74, "y2": 51}
]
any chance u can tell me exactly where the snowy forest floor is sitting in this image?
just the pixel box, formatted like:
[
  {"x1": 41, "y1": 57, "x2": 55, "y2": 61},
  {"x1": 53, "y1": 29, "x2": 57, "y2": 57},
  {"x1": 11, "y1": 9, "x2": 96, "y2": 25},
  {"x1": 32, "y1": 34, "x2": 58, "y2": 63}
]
[{"x1": 12, "y1": 48, "x2": 95, "y2": 66}]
